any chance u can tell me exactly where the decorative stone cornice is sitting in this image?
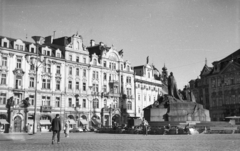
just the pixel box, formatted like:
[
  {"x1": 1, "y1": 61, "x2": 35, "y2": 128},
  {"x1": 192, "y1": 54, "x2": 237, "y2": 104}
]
[
  {"x1": 12, "y1": 68, "x2": 25, "y2": 76},
  {"x1": 9, "y1": 53, "x2": 14, "y2": 58}
]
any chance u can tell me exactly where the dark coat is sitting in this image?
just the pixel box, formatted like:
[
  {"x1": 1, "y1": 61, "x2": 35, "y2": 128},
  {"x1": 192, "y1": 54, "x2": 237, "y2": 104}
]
[{"x1": 51, "y1": 117, "x2": 61, "y2": 131}]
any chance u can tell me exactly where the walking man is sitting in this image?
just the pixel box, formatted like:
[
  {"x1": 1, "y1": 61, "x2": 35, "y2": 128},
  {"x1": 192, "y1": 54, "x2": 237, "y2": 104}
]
[
  {"x1": 142, "y1": 118, "x2": 149, "y2": 136},
  {"x1": 51, "y1": 114, "x2": 61, "y2": 144}
]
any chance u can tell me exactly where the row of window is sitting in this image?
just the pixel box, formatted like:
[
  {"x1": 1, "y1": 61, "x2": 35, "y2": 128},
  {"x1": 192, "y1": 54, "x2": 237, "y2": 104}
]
[
  {"x1": 211, "y1": 96, "x2": 240, "y2": 107},
  {"x1": 69, "y1": 67, "x2": 87, "y2": 77},
  {"x1": 0, "y1": 92, "x2": 134, "y2": 110},
  {"x1": 69, "y1": 55, "x2": 86, "y2": 63},
  {"x1": 138, "y1": 94, "x2": 156, "y2": 102}
]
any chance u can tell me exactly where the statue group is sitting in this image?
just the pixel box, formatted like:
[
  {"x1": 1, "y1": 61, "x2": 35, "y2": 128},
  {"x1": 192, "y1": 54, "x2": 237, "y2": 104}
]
[
  {"x1": 167, "y1": 72, "x2": 195, "y2": 102},
  {"x1": 154, "y1": 72, "x2": 210, "y2": 122}
]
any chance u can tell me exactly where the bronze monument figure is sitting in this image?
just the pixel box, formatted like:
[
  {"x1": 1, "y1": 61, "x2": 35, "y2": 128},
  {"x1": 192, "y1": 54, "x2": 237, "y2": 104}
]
[{"x1": 149, "y1": 72, "x2": 210, "y2": 122}]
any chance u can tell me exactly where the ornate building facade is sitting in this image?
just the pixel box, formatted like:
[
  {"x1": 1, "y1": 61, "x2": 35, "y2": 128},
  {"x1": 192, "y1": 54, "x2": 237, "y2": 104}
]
[
  {"x1": 189, "y1": 49, "x2": 240, "y2": 121},
  {"x1": 0, "y1": 35, "x2": 65, "y2": 132},
  {"x1": 134, "y1": 60, "x2": 168, "y2": 119},
  {"x1": 0, "y1": 33, "x2": 138, "y2": 132}
]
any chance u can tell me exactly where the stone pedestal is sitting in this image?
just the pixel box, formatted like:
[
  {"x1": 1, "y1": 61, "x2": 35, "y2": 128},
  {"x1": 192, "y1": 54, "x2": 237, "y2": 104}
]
[
  {"x1": 24, "y1": 108, "x2": 28, "y2": 133},
  {"x1": 6, "y1": 107, "x2": 13, "y2": 133}
]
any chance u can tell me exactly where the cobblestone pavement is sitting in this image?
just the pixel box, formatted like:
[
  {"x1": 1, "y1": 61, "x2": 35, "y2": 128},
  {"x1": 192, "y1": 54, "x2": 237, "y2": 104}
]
[{"x1": 1, "y1": 132, "x2": 240, "y2": 151}]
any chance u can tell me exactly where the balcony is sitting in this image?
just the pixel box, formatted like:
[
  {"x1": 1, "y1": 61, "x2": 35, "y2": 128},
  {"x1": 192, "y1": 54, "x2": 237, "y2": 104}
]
[
  {"x1": 101, "y1": 92, "x2": 109, "y2": 98},
  {"x1": 41, "y1": 105, "x2": 52, "y2": 112},
  {"x1": 109, "y1": 80, "x2": 119, "y2": 85},
  {"x1": 126, "y1": 95, "x2": 133, "y2": 99},
  {"x1": 91, "y1": 91, "x2": 101, "y2": 96},
  {"x1": 108, "y1": 91, "x2": 120, "y2": 97}
]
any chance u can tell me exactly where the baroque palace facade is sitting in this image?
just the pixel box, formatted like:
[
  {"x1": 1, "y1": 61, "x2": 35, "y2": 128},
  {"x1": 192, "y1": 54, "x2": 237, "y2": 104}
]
[
  {"x1": 189, "y1": 49, "x2": 240, "y2": 121},
  {"x1": 0, "y1": 33, "x2": 165, "y2": 133}
]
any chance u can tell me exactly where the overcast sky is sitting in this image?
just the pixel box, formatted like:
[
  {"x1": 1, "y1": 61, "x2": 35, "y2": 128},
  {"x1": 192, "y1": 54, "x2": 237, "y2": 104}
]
[{"x1": 0, "y1": 0, "x2": 240, "y2": 89}]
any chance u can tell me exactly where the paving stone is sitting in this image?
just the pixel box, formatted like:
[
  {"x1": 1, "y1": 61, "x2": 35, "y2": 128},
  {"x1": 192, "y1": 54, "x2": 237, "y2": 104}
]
[{"x1": 0, "y1": 132, "x2": 240, "y2": 151}]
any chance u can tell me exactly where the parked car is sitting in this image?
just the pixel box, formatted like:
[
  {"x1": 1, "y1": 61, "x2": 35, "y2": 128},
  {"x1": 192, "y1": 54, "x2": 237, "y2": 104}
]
[{"x1": 69, "y1": 127, "x2": 83, "y2": 133}]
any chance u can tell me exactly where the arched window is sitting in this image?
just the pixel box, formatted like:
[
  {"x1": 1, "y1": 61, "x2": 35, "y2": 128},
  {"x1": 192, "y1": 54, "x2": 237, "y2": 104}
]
[
  {"x1": 93, "y1": 99, "x2": 99, "y2": 108},
  {"x1": 127, "y1": 101, "x2": 132, "y2": 110}
]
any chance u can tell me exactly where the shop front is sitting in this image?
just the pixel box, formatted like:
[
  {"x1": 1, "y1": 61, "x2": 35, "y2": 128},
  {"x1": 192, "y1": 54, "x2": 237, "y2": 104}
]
[
  {"x1": 0, "y1": 119, "x2": 9, "y2": 133},
  {"x1": 39, "y1": 115, "x2": 52, "y2": 132}
]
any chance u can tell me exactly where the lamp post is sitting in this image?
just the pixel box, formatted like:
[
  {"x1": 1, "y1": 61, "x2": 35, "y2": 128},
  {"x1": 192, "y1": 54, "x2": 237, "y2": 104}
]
[
  {"x1": 28, "y1": 36, "x2": 46, "y2": 134},
  {"x1": 88, "y1": 86, "x2": 92, "y2": 129}
]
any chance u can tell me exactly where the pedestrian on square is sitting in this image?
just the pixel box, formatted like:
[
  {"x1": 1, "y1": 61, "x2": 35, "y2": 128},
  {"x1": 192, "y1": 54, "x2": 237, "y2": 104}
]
[
  {"x1": 142, "y1": 118, "x2": 149, "y2": 136},
  {"x1": 51, "y1": 114, "x2": 61, "y2": 144},
  {"x1": 184, "y1": 123, "x2": 190, "y2": 135},
  {"x1": 64, "y1": 120, "x2": 70, "y2": 138}
]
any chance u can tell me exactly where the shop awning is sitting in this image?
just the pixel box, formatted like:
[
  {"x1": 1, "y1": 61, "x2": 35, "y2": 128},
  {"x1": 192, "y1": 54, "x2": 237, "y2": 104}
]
[
  {"x1": 28, "y1": 120, "x2": 33, "y2": 124},
  {"x1": 80, "y1": 119, "x2": 88, "y2": 125},
  {"x1": 69, "y1": 119, "x2": 76, "y2": 125},
  {"x1": 92, "y1": 119, "x2": 101, "y2": 125},
  {"x1": 134, "y1": 119, "x2": 142, "y2": 126},
  {"x1": 40, "y1": 120, "x2": 51, "y2": 125},
  {"x1": 0, "y1": 119, "x2": 9, "y2": 124}
]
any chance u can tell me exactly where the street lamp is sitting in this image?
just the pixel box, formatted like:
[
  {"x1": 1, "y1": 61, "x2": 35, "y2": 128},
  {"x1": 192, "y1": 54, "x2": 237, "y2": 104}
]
[
  {"x1": 88, "y1": 86, "x2": 93, "y2": 129},
  {"x1": 27, "y1": 36, "x2": 46, "y2": 134}
]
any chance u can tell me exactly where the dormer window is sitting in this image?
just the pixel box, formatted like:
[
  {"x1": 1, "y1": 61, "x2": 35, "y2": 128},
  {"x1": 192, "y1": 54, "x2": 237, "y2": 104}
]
[
  {"x1": 93, "y1": 59, "x2": 97, "y2": 65},
  {"x1": 83, "y1": 57, "x2": 86, "y2": 63},
  {"x1": 16, "y1": 44, "x2": 19, "y2": 50},
  {"x1": 103, "y1": 61, "x2": 106, "y2": 67},
  {"x1": 56, "y1": 52, "x2": 60, "y2": 58},
  {"x1": 20, "y1": 45, "x2": 23, "y2": 51},
  {"x1": 31, "y1": 47, "x2": 35, "y2": 53},
  {"x1": 127, "y1": 65, "x2": 130, "y2": 71},
  {"x1": 47, "y1": 51, "x2": 50, "y2": 56},
  {"x1": 3, "y1": 42, "x2": 7, "y2": 47},
  {"x1": 69, "y1": 55, "x2": 72, "y2": 61},
  {"x1": 76, "y1": 56, "x2": 79, "y2": 62}
]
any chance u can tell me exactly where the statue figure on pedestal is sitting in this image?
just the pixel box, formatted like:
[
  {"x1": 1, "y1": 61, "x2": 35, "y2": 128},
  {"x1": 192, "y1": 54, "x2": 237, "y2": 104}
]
[{"x1": 167, "y1": 72, "x2": 182, "y2": 100}]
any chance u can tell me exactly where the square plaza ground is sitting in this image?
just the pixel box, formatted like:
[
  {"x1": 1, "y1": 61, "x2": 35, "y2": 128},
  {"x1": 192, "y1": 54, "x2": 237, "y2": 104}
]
[{"x1": 0, "y1": 132, "x2": 240, "y2": 151}]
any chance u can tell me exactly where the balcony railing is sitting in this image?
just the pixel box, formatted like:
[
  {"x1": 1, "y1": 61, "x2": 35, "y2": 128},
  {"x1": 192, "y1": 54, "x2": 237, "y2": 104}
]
[
  {"x1": 108, "y1": 91, "x2": 120, "y2": 97},
  {"x1": 41, "y1": 105, "x2": 52, "y2": 112},
  {"x1": 127, "y1": 95, "x2": 133, "y2": 99},
  {"x1": 101, "y1": 92, "x2": 109, "y2": 98}
]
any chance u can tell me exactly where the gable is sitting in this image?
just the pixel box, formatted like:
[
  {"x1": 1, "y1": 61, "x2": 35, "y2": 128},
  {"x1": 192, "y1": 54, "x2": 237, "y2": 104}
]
[
  {"x1": 220, "y1": 62, "x2": 240, "y2": 74},
  {"x1": 200, "y1": 65, "x2": 212, "y2": 76}
]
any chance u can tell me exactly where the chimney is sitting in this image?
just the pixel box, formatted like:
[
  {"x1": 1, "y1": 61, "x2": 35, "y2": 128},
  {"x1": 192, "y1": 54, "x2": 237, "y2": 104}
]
[
  {"x1": 99, "y1": 42, "x2": 104, "y2": 46},
  {"x1": 44, "y1": 36, "x2": 53, "y2": 44},
  {"x1": 90, "y1": 39, "x2": 95, "y2": 47}
]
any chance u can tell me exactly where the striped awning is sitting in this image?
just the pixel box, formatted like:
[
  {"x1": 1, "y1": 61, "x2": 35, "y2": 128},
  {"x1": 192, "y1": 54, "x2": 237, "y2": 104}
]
[
  {"x1": 134, "y1": 119, "x2": 142, "y2": 126},
  {"x1": 40, "y1": 120, "x2": 51, "y2": 125},
  {"x1": 69, "y1": 119, "x2": 76, "y2": 125},
  {"x1": 28, "y1": 120, "x2": 33, "y2": 124},
  {"x1": 80, "y1": 119, "x2": 88, "y2": 125},
  {"x1": 0, "y1": 119, "x2": 9, "y2": 124},
  {"x1": 92, "y1": 119, "x2": 101, "y2": 125}
]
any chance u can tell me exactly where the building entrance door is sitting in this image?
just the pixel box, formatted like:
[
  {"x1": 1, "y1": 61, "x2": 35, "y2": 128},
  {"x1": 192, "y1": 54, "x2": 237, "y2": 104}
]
[{"x1": 14, "y1": 116, "x2": 22, "y2": 132}]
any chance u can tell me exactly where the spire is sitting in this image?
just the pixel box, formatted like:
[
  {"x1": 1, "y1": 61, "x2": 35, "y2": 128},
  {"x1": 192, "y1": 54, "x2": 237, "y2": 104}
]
[
  {"x1": 205, "y1": 58, "x2": 207, "y2": 66},
  {"x1": 162, "y1": 63, "x2": 167, "y2": 71},
  {"x1": 146, "y1": 56, "x2": 149, "y2": 64},
  {"x1": 53, "y1": 31, "x2": 56, "y2": 39}
]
